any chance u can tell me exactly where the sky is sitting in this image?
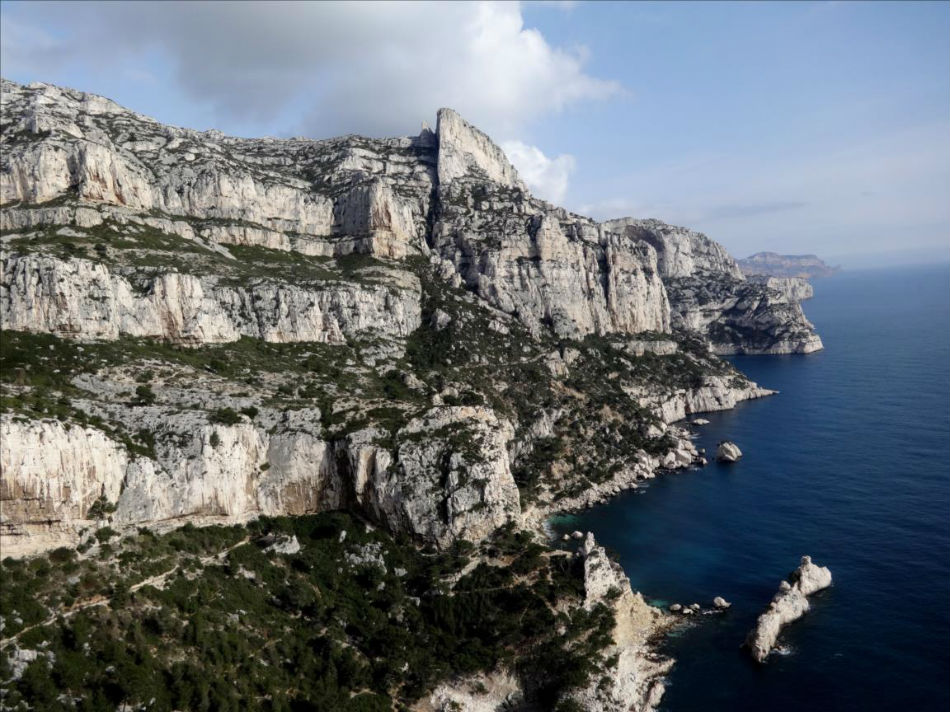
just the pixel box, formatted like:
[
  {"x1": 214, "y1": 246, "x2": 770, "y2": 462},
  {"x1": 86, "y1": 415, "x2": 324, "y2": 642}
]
[{"x1": 2, "y1": 1, "x2": 948, "y2": 268}]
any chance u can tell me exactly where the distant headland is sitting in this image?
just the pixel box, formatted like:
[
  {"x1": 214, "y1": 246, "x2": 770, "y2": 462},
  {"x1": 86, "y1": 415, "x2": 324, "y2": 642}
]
[{"x1": 738, "y1": 252, "x2": 840, "y2": 279}]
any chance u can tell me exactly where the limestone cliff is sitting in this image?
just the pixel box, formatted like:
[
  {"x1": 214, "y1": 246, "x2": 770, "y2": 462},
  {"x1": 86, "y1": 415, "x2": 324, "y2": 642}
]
[
  {"x1": 1, "y1": 253, "x2": 420, "y2": 345},
  {"x1": 604, "y1": 219, "x2": 823, "y2": 354},
  {"x1": 0, "y1": 404, "x2": 520, "y2": 558}
]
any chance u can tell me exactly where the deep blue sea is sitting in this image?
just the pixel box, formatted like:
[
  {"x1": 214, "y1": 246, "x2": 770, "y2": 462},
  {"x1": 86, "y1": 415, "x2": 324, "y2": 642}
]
[{"x1": 553, "y1": 264, "x2": 950, "y2": 711}]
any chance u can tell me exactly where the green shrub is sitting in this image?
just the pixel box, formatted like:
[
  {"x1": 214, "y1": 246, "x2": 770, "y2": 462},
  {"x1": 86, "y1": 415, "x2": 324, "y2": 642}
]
[
  {"x1": 208, "y1": 407, "x2": 242, "y2": 425},
  {"x1": 133, "y1": 384, "x2": 156, "y2": 406}
]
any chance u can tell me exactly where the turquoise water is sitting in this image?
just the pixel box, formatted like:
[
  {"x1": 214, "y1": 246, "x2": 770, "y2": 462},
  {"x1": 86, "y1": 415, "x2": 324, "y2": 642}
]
[{"x1": 554, "y1": 264, "x2": 950, "y2": 711}]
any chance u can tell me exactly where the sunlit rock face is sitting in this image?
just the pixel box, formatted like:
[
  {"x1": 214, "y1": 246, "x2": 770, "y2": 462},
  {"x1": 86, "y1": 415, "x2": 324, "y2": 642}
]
[{"x1": 604, "y1": 218, "x2": 823, "y2": 354}]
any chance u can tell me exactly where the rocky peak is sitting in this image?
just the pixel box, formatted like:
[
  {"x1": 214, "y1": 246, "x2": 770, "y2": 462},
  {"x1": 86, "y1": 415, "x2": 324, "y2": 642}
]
[{"x1": 435, "y1": 107, "x2": 525, "y2": 190}]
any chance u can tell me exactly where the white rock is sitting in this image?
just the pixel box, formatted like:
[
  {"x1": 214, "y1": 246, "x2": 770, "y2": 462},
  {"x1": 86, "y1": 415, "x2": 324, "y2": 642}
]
[
  {"x1": 745, "y1": 556, "x2": 832, "y2": 662},
  {"x1": 567, "y1": 533, "x2": 674, "y2": 712},
  {"x1": 0, "y1": 253, "x2": 421, "y2": 345},
  {"x1": 265, "y1": 535, "x2": 301, "y2": 555},
  {"x1": 716, "y1": 441, "x2": 743, "y2": 463}
]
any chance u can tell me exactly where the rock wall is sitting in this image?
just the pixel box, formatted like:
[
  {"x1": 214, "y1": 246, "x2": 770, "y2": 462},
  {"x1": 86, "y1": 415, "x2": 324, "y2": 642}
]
[
  {"x1": 0, "y1": 406, "x2": 521, "y2": 557},
  {"x1": 604, "y1": 219, "x2": 822, "y2": 354},
  {"x1": 0, "y1": 253, "x2": 420, "y2": 344},
  {"x1": 432, "y1": 186, "x2": 671, "y2": 338},
  {"x1": 1, "y1": 79, "x2": 435, "y2": 256}
]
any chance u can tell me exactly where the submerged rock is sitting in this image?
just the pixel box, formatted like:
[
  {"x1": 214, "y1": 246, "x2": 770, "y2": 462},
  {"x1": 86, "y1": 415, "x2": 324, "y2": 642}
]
[
  {"x1": 745, "y1": 556, "x2": 832, "y2": 662},
  {"x1": 716, "y1": 441, "x2": 742, "y2": 462}
]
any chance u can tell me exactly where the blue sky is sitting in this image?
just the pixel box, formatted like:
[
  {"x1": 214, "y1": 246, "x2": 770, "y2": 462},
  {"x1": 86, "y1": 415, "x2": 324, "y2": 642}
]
[{"x1": 2, "y1": 1, "x2": 947, "y2": 267}]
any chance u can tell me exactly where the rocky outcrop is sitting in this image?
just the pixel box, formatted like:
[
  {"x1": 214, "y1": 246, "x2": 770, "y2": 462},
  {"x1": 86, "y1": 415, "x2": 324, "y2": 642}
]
[
  {"x1": 374, "y1": 406, "x2": 522, "y2": 549},
  {"x1": 604, "y1": 218, "x2": 743, "y2": 280},
  {"x1": 417, "y1": 670, "x2": 523, "y2": 712},
  {"x1": 432, "y1": 187, "x2": 671, "y2": 339},
  {"x1": 567, "y1": 533, "x2": 672, "y2": 712},
  {"x1": 716, "y1": 441, "x2": 742, "y2": 463},
  {"x1": 630, "y1": 375, "x2": 775, "y2": 425},
  {"x1": 745, "y1": 556, "x2": 833, "y2": 662},
  {"x1": 0, "y1": 406, "x2": 520, "y2": 557},
  {"x1": 746, "y1": 275, "x2": 814, "y2": 302},
  {"x1": 436, "y1": 108, "x2": 524, "y2": 190},
  {"x1": 738, "y1": 252, "x2": 839, "y2": 279},
  {"x1": 0, "y1": 253, "x2": 420, "y2": 344},
  {"x1": 604, "y1": 219, "x2": 823, "y2": 354}
]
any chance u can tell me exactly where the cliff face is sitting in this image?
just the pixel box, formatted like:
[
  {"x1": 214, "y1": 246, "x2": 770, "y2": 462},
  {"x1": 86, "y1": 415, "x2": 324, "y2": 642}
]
[
  {"x1": 0, "y1": 402, "x2": 520, "y2": 558},
  {"x1": 0, "y1": 252, "x2": 421, "y2": 344},
  {"x1": 605, "y1": 219, "x2": 823, "y2": 354}
]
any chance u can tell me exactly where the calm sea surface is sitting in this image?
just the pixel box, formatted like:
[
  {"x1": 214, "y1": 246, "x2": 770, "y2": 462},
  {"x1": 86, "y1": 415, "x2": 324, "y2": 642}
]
[{"x1": 553, "y1": 264, "x2": 950, "y2": 711}]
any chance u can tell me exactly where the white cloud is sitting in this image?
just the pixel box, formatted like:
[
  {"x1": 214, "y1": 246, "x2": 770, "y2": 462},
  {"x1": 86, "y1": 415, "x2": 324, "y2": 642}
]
[
  {"x1": 1, "y1": 1, "x2": 621, "y2": 139},
  {"x1": 502, "y1": 141, "x2": 575, "y2": 204}
]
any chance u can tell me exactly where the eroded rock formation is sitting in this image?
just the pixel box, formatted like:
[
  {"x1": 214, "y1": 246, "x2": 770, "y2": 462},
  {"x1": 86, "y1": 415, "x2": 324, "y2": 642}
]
[{"x1": 745, "y1": 556, "x2": 833, "y2": 662}]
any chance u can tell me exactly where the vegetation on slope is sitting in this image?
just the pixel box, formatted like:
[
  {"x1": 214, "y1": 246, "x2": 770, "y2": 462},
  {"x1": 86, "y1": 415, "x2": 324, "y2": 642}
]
[{"x1": 1, "y1": 513, "x2": 612, "y2": 711}]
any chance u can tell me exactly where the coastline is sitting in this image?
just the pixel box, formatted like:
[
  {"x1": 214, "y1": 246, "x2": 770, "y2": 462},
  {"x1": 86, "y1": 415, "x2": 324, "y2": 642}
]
[{"x1": 522, "y1": 383, "x2": 776, "y2": 712}]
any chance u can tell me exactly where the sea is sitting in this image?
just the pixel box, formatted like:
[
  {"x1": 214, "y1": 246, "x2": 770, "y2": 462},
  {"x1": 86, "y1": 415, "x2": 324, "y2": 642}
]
[{"x1": 552, "y1": 263, "x2": 950, "y2": 711}]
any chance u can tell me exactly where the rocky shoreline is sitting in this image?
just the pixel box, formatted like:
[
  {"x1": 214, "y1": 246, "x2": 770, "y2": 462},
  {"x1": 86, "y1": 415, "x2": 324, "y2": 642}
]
[{"x1": 522, "y1": 383, "x2": 772, "y2": 712}]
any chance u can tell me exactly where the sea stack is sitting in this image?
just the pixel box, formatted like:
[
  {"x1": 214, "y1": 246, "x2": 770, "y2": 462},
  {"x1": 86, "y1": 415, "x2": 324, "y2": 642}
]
[{"x1": 745, "y1": 556, "x2": 832, "y2": 662}]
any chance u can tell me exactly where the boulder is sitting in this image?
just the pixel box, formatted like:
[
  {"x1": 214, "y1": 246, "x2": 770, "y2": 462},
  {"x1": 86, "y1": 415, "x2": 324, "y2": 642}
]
[
  {"x1": 716, "y1": 441, "x2": 742, "y2": 462},
  {"x1": 692, "y1": 418, "x2": 710, "y2": 426},
  {"x1": 712, "y1": 596, "x2": 731, "y2": 609}
]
